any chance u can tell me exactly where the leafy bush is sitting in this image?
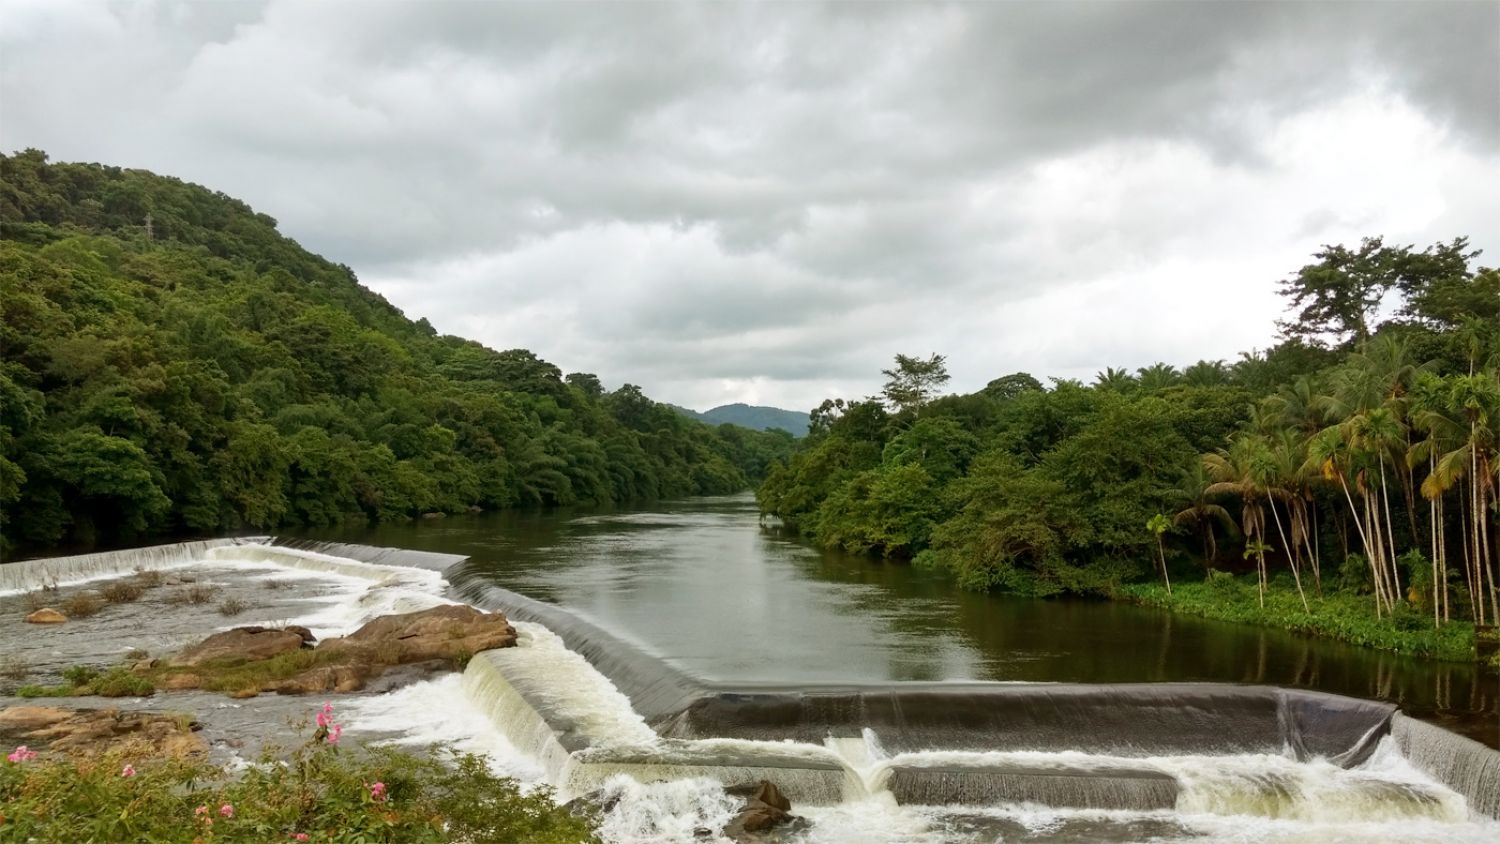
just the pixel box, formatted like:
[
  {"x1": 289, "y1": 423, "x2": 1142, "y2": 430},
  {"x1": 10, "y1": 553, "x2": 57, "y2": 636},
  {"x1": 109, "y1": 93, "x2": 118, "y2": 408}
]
[
  {"x1": 218, "y1": 597, "x2": 248, "y2": 617},
  {"x1": 0, "y1": 704, "x2": 598, "y2": 843}
]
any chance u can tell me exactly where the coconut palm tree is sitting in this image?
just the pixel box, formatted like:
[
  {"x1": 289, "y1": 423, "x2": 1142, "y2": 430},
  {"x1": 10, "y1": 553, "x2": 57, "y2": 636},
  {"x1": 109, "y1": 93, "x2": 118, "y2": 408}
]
[
  {"x1": 1172, "y1": 461, "x2": 1238, "y2": 570},
  {"x1": 1205, "y1": 435, "x2": 1274, "y2": 607},
  {"x1": 1428, "y1": 370, "x2": 1500, "y2": 625}
]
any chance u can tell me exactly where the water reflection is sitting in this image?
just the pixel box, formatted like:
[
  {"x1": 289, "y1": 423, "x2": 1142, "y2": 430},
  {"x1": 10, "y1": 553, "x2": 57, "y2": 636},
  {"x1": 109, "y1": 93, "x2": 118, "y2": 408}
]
[{"x1": 289, "y1": 493, "x2": 1498, "y2": 748}]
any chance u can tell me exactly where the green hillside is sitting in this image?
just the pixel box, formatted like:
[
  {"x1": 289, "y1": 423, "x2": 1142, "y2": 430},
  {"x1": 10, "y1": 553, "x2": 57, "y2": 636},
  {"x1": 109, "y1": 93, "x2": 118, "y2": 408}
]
[
  {"x1": 672, "y1": 403, "x2": 808, "y2": 436},
  {"x1": 0, "y1": 150, "x2": 793, "y2": 557}
]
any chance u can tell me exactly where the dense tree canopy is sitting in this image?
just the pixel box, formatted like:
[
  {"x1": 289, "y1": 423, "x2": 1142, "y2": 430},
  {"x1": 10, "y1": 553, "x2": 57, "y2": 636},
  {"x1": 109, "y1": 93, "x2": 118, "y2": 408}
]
[
  {"x1": 760, "y1": 238, "x2": 1500, "y2": 630},
  {"x1": 0, "y1": 150, "x2": 793, "y2": 557}
]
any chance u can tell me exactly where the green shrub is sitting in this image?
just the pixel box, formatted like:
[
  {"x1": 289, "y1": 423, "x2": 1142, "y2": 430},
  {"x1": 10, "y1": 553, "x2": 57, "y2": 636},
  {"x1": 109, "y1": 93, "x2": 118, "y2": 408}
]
[{"x1": 61, "y1": 665, "x2": 100, "y2": 686}]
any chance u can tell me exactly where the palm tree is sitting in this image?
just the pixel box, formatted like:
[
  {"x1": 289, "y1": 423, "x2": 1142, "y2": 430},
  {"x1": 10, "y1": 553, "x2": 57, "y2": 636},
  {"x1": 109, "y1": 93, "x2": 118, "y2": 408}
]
[
  {"x1": 1172, "y1": 462, "x2": 1238, "y2": 569},
  {"x1": 1409, "y1": 372, "x2": 1465, "y2": 625},
  {"x1": 1094, "y1": 367, "x2": 1138, "y2": 393},
  {"x1": 1428, "y1": 370, "x2": 1500, "y2": 625},
  {"x1": 1306, "y1": 425, "x2": 1392, "y2": 615},
  {"x1": 1205, "y1": 435, "x2": 1274, "y2": 607},
  {"x1": 1137, "y1": 363, "x2": 1181, "y2": 393},
  {"x1": 1147, "y1": 513, "x2": 1173, "y2": 594},
  {"x1": 1182, "y1": 359, "x2": 1230, "y2": 388}
]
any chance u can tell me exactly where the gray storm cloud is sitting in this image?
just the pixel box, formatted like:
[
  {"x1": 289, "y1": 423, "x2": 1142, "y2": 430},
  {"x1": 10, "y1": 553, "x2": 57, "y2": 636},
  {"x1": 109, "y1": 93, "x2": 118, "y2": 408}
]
[{"x1": 2, "y1": 0, "x2": 1496, "y2": 411}]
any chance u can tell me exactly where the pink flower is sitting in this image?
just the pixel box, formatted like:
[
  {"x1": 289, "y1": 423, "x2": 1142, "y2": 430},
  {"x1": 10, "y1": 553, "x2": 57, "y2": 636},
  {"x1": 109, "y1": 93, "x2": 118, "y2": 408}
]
[
  {"x1": 219, "y1": 803, "x2": 234, "y2": 819},
  {"x1": 316, "y1": 702, "x2": 333, "y2": 728},
  {"x1": 194, "y1": 805, "x2": 209, "y2": 817},
  {"x1": 368, "y1": 781, "x2": 387, "y2": 802},
  {"x1": 6, "y1": 745, "x2": 38, "y2": 763},
  {"x1": 325, "y1": 723, "x2": 342, "y2": 745},
  {"x1": 193, "y1": 805, "x2": 213, "y2": 827},
  {"x1": 121, "y1": 764, "x2": 137, "y2": 778},
  {"x1": 291, "y1": 835, "x2": 310, "y2": 842}
]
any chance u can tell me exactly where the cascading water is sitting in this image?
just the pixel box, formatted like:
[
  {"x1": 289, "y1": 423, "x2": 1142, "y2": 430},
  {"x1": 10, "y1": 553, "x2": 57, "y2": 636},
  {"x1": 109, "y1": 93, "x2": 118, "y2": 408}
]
[
  {"x1": 11, "y1": 538, "x2": 1500, "y2": 843},
  {"x1": 0, "y1": 538, "x2": 243, "y2": 594}
]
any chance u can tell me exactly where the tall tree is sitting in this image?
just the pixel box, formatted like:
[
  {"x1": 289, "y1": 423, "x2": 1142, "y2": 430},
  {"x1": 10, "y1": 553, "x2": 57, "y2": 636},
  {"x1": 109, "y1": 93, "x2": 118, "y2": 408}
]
[
  {"x1": 882, "y1": 353, "x2": 950, "y2": 418},
  {"x1": 1277, "y1": 237, "x2": 1401, "y2": 347}
]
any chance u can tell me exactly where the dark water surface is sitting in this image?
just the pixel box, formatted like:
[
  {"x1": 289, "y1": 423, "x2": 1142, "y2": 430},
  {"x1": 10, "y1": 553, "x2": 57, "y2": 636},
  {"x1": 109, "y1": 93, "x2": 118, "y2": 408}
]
[{"x1": 292, "y1": 493, "x2": 1499, "y2": 749}]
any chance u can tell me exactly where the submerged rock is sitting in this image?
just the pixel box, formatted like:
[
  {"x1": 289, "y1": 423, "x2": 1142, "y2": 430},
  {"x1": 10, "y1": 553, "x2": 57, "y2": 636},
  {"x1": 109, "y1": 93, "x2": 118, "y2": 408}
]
[{"x1": 24, "y1": 608, "x2": 66, "y2": 624}]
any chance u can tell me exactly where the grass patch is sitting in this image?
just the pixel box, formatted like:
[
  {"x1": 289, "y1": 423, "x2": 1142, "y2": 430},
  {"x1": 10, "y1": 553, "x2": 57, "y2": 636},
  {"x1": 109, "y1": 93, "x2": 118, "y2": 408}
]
[
  {"x1": 1120, "y1": 576, "x2": 1476, "y2": 661},
  {"x1": 16, "y1": 665, "x2": 156, "y2": 699},
  {"x1": 217, "y1": 597, "x2": 248, "y2": 617},
  {"x1": 61, "y1": 593, "x2": 105, "y2": 619},
  {"x1": 261, "y1": 579, "x2": 292, "y2": 591}
]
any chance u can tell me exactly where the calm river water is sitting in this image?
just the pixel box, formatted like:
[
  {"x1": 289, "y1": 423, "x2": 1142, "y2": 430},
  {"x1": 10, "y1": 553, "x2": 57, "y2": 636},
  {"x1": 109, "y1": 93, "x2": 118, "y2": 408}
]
[{"x1": 294, "y1": 493, "x2": 1499, "y2": 749}]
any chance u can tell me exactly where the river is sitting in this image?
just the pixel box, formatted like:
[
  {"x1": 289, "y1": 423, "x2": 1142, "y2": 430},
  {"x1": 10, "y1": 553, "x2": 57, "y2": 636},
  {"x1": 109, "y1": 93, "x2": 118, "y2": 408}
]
[{"x1": 293, "y1": 492, "x2": 1498, "y2": 750}]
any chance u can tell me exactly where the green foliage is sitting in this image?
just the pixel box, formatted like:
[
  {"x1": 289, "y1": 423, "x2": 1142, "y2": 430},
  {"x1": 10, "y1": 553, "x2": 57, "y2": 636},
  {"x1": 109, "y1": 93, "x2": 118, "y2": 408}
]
[
  {"x1": 17, "y1": 664, "x2": 155, "y2": 698},
  {"x1": 1123, "y1": 579, "x2": 1475, "y2": 661},
  {"x1": 759, "y1": 237, "x2": 1499, "y2": 657},
  {"x1": 0, "y1": 151, "x2": 794, "y2": 556},
  {"x1": 0, "y1": 725, "x2": 597, "y2": 843}
]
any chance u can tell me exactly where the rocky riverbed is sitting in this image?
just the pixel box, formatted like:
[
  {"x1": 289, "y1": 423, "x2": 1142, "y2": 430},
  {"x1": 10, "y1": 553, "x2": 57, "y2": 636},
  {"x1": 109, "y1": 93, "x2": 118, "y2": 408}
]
[{"x1": 0, "y1": 557, "x2": 503, "y2": 765}]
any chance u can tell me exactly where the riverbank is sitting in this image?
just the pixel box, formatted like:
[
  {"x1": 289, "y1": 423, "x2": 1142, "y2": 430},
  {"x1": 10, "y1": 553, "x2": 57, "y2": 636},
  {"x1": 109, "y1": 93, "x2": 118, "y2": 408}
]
[{"x1": 1119, "y1": 577, "x2": 1479, "y2": 663}]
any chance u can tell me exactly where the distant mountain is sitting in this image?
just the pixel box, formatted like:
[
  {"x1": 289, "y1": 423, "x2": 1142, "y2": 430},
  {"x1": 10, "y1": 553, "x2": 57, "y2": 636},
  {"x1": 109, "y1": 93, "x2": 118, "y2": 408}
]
[{"x1": 672, "y1": 403, "x2": 808, "y2": 436}]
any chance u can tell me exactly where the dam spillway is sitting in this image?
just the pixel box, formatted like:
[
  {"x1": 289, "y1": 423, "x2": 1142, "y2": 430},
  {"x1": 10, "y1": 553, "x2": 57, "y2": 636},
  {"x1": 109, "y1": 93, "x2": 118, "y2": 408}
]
[{"x1": 5, "y1": 537, "x2": 1499, "y2": 841}]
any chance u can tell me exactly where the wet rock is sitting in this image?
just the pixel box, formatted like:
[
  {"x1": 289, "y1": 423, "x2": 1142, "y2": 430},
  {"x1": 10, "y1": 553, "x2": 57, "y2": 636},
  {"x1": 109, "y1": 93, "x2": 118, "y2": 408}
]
[
  {"x1": 562, "y1": 787, "x2": 622, "y2": 818},
  {"x1": 0, "y1": 705, "x2": 205, "y2": 758},
  {"x1": 723, "y1": 780, "x2": 805, "y2": 841},
  {"x1": 24, "y1": 608, "x2": 66, "y2": 624},
  {"x1": 170, "y1": 626, "x2": 311, "y2": 667},
  {"x1": 319, "y1": 604, "x2": 516, "y2": 664}
]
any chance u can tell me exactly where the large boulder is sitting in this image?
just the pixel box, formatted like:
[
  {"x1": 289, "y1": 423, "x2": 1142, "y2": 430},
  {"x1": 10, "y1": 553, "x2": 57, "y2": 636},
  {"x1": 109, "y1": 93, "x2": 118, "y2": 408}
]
[
  {"x1": 318, "y1": 604, "x2": 516, "y2": 664},
  {"x1": 25, "y1": 608, "x2": 67, "y2": 624},
  {"x1": 0, "y1": 706, "x2": 205, "y2": 758},
  {"x1": 169, "y1": 626, "x2": 311, "y2": 667}
]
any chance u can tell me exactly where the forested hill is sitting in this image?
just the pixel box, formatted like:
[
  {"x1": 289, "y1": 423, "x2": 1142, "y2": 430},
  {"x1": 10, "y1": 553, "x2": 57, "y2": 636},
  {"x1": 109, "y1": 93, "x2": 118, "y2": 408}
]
[
  {"x1": 671, "y1": 403, "x2": 809, "y2": 436},
  {"x1": 0, "y1": 149, "x2": 794, "y2": 557}
]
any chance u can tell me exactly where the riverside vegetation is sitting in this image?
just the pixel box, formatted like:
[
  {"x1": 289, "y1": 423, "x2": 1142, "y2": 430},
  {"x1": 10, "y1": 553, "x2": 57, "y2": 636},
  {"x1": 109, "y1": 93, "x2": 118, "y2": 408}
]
[
  {"x1": 1, "y1": 702, "x2": 599, "y2": 843},
  {"x1": 0, "y1": 149, "x2": 794, "y2": 559},
  {"x1": 758, "y1": 238, "x2": 1500, "y2": 662}
]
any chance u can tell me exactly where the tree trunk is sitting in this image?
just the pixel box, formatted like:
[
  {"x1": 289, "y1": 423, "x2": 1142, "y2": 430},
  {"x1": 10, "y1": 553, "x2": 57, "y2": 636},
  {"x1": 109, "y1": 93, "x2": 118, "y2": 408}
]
[
  {"x1": 1268, "y1": 491, "x2": 1309, "y2": 611},
  {"x1": 1338, "y1": 473, "x2": 1383, "y2": 616}
]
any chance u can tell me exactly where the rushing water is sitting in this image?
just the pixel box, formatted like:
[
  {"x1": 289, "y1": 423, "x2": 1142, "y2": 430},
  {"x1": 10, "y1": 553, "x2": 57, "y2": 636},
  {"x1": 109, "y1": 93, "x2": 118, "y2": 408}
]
[{"x1": 292, "y1": 493, "x2": 1500, "y2": 750}]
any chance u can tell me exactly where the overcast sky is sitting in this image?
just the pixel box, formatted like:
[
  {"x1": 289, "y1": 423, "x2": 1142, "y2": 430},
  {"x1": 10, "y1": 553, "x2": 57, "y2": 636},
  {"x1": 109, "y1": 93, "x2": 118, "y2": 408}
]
[{"x1": 3, "y1": 1, "x2": 1497, "y2": 411}]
